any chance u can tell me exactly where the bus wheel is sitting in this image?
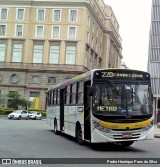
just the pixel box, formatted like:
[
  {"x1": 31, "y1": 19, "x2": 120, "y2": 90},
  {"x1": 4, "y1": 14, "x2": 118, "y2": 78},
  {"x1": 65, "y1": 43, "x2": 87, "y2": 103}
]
[
  {"x1": 54, "y1": 119, "x2": 59, "y2": 135},
  {"x1": 76, "y1": 125, "x2": 84, "y2": 145},
  {"x1": 120, "y1": 141, "x2": 134, "y2": 147}
]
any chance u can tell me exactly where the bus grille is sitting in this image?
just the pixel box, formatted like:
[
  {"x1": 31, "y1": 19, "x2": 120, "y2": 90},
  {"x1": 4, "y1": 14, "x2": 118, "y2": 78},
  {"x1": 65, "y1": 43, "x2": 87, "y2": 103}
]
[
  {"x1": 113, "y1": 133, "x2": 141, "y2": 140},
  {"x1": 111, "y1": 128, "x2": 143, "y2": 131}
]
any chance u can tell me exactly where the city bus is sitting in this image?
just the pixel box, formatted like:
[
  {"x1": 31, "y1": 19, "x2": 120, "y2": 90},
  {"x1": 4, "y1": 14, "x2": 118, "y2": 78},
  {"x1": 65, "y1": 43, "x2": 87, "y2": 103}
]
[{"x1": 47, "y1": 69, "x2": 154, "y2": 147}]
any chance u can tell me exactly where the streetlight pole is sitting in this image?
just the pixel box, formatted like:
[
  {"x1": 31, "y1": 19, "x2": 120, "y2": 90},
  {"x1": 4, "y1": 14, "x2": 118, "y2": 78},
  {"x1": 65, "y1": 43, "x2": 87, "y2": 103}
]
[{"x1": 27, "y1": 83, "x2": 31, "y2": 111}]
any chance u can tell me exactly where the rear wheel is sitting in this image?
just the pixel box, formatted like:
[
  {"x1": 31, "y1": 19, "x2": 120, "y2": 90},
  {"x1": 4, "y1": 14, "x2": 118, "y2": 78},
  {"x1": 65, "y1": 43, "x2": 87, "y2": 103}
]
[
  {"x1": 76, "y1": 125, "x2": 84, "y2": 145},
  {"x1": 120, "y1": 141, "x2": 134, "y2": 147},
  {"x1": 54, "y1": 119, "x2": 59, "y2": 135}
]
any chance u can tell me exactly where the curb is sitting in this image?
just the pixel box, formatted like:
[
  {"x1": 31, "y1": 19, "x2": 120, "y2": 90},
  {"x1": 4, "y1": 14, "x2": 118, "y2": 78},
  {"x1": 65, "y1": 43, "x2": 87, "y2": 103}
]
[{"x1": 154, "y1": 135, "x2": 160, "y2": 138}]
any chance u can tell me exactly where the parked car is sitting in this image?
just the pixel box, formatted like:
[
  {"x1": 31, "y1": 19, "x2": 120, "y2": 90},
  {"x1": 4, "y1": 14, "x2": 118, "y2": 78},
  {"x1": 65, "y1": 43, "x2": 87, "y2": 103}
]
[
  {"x1": 8, "y1": 110, "x2": 29, "y2": 120},
  {"x1": 29, "y1": 112, "x2": 42, "y2": 120}
]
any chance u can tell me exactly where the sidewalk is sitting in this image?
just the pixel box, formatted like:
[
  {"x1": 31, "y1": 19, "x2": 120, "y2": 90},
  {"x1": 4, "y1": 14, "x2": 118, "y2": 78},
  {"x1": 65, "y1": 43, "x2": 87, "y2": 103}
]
[{"x1": 154, "y1": 126, "x2": 160, "y2": 138}]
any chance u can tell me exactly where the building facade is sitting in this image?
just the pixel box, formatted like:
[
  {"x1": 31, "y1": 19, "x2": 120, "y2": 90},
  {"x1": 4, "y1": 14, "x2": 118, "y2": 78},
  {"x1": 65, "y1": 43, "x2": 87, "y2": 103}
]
[
  {"x1": 0, "y1": 0, "x2": 122, "y2": 109},
  {"x1": 148, "y1": 0, "x2": 160, "y2": 122}
]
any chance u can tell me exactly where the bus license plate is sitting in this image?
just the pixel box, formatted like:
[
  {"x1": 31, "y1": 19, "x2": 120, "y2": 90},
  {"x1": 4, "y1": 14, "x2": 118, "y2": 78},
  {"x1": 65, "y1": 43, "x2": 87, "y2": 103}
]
[{"x1": 122, "y1": 134, "x2": 132, "y2": 138}]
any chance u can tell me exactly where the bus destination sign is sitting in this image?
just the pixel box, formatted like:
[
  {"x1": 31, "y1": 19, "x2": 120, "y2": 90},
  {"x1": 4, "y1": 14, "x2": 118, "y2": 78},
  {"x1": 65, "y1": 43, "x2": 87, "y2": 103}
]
[{"x1": 94, "y1": 70, "x2": 150, "y2": 81}]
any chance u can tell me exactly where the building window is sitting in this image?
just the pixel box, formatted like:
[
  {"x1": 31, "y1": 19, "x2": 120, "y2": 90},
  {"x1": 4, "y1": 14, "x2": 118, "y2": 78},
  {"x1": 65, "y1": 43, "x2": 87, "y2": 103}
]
[
  {"x1": 37, "y1": 9, "x2": 45, "y2": 21},
  {"x1": 96, "y1": 28, "x2": 99, "y2": 37},
  {"x1": 33, "y1": 43, "x2": 43, "y2": 63},
  {"x1": 101, "y1": 33, "x2": 103, "y2": 43},
  {"x1": 91, "y1": 37, "x2": 94, "y2": 48},
  {"x1": 32, "y1": 76, "x2": 40, "y2": 84},
  {"x1": 48, "y1": 77, "x2": 56, "y2": 84},
  {"x1": 10, "y1": 73, "x2": 20, "y2": 84},
  {"x1": 17, "y1": 8, "x2": 25, "y2": 20},
  {"x1": 52, "y1": 26, "x2": 60, "y2": 39},
  {"x1": 49, "y1": 43, "x2": 60, "y2": 64},
  {"x1": 92, "y1": 22, "x2": 94, "y2": 32},
  {"x1": 0, "y1": 8, "x2": 8, "y2": 20},
  {"x1": 15, "y1": 25, "x2": 23, "y2": 37},
  {"x1": 68, "y1": 27, "x2": 76, "y2": 39},
  {"x1": 0, "y1": 25, "x2": 6, "y2": 36},
  {"x1": 12, "y1": 42, "x2": 23, "y2": 62},
  {"x1": 69, "y1": 10, "x2": 77, "y2": 22},
  {"x1": 88, "y1": 16, "x2": 91, "y2": 27},
  {"x1": 95, "y1": 41, "x2": 98, "y2": 52},
  {"x1": 53, "y1": 9, "x2": 61, "y2": 22},
  {"x1": 65, "y1": 45, "x2": 76, "y2": 64},
  {"x1": 30, "y1": 92, "x2": 40, "y2": 97},
  {"x1": 87, "y1": 32, "x2": 89, "y2": 43},
  {"x1": 35, "y1": 25, "x2": 44, "y2": 38},
  {"x1": 0, "y1": 41, "x2": 6, "y2": 61}
]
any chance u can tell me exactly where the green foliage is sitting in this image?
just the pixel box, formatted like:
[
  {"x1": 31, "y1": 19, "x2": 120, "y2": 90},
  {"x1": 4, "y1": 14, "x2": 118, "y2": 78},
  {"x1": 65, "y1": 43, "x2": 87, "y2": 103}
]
[
  {"x1": 7, "y1": 92, "x2": 31, "y2": 109},
  {"x1": 0, "y1": 108, "x2": 14, "y2": 115}
]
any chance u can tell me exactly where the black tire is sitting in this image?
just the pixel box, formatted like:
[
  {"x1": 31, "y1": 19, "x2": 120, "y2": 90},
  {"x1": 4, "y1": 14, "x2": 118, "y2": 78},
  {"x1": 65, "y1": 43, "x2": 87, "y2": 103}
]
[
  {"x1": 120, "y1": 141, "x2": 134, "y2": 147},
  {"x1": 18, "y1": 116, "x2": 21, "y2": 120},
  {"x1": 76, "y1": 125, "x2": 84, "y2": 145},
  {"x1": 54, "y1": 119, "x2": 59, "y2": 135},
  {"x1": 35, "y1": 116, "x2": 37, "y2": 120},
  {"x1": 26, "y1": 116, "x2": 29, "y2": 120}
]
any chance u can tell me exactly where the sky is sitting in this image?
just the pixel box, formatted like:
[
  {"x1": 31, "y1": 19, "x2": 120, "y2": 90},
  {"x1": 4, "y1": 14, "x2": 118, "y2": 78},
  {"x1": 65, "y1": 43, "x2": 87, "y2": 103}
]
[{"x1": 104, "y1": 0, "x2": 152, "y2": 71}]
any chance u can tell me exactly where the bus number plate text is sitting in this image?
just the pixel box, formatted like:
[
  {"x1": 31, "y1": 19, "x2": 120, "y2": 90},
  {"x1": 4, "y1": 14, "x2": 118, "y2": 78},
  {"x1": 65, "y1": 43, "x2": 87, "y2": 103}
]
[{"x1": 122, "y1": 134, "x2": 132, "y2": 138}]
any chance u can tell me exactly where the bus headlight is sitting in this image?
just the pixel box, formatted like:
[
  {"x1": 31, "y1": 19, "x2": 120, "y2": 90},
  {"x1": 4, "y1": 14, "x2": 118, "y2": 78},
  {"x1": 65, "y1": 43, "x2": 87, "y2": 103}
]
[
  {"x1": 92, "y1": 120, "x2": 111, "y2": 133},
  {"x1": 143, "y1": 120, "x2": 154, "y2": 131}
]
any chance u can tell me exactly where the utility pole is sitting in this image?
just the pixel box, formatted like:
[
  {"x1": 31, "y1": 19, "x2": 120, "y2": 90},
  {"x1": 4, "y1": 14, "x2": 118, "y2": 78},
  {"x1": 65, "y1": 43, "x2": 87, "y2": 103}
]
[{"x1": 27, "y1": 83, "x2": 31, "y2": 111}]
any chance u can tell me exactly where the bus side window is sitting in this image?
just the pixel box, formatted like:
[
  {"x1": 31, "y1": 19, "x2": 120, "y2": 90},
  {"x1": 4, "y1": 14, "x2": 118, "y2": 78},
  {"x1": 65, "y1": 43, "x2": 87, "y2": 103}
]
[
  {"x1": 71, "y1": 83, "x2": 77, "y2": 104},
  {"x1": 77, "y1": 81, "x2": 84, "y2": 104},
  {"x1": 47, "y1": 92, "x2": 50, "y2": 105},
  {"x1": 57, "y1": 89, "x2": 60, "y2": 105},
  {"x1": 54, "y1": 90, "x2": 57, "y2": 105},
  {"x1": 66, "y1": 85, "x2": 71, "y2": 105},
  {"x1": 52, "y1": 90, "x2": 54, "y2": 105}
]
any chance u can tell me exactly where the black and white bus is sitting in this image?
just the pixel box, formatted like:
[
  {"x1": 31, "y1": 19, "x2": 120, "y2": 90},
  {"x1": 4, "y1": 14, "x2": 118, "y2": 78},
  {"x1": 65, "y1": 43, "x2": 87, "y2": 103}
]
[{"x1": 47, "y1": 69, "x2": 154, "y2": 147}]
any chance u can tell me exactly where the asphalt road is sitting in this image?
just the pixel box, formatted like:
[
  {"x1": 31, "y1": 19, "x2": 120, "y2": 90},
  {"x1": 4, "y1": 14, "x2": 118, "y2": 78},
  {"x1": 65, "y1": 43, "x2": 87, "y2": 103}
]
[{"x1": 0, "y1": 119, "x2": 160, "y2": 167}]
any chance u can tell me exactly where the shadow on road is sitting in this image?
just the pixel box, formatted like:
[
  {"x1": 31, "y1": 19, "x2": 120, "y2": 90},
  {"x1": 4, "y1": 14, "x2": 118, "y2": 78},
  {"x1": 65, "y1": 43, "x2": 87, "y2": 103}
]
[{"x1": 48, "y1": 130, "x2": 146, "y2": 152}]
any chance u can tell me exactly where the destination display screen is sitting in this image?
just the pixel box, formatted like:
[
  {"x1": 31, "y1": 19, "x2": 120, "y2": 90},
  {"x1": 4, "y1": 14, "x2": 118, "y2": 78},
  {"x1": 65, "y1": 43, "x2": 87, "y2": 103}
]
[{"x1": 93, "y1": 70, "x2": 150, "y2": 81}]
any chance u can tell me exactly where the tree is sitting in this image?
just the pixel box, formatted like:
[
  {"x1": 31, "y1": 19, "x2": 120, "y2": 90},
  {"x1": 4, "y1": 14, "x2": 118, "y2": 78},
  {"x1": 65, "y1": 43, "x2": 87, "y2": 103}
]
[{"x1": 7, "y1": 92, "x2": 32, "y2": 109}]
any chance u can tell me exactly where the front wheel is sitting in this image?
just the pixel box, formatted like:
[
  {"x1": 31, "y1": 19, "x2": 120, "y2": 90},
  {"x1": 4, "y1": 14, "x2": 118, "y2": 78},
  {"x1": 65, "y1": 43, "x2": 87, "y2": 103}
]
[
  {"x1": 26, "y1": 116, "x2": 29, "y2": 120},
  {"x1": 76, "y1": 125, "x2": 84, "y2": 145},
  {"x1": 120, "y1": 141, "x2": 134, "y2": 147},
  {"x1": 18, "y1": 116, "x2": 21, "y2": 120}
]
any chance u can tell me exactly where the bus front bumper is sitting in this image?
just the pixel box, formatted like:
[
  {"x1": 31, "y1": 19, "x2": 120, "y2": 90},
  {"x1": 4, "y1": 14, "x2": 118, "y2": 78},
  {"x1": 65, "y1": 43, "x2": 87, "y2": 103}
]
[{"x1": 91, "y1": 126, "x2": 154, "y2": 143}]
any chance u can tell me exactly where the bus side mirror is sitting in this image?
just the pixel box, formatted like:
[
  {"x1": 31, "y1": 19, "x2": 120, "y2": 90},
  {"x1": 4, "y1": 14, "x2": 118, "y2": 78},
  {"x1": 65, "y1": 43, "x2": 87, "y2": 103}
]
[{"x1": 88, "y1": 86, "x2": 95, "y2": 96}]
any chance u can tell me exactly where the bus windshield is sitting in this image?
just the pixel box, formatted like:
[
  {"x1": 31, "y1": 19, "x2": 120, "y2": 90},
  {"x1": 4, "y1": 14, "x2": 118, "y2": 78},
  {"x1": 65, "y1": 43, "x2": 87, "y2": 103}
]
[{"x1": 93, "y1": 83, "x2": 152, "y2": 116}]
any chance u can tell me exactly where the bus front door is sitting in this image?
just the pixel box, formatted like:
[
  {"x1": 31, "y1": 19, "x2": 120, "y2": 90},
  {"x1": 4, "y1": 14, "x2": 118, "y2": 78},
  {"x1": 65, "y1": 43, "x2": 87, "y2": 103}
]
[{"x1": 84, "y1": 82, "x2": 91, "y2": 141}]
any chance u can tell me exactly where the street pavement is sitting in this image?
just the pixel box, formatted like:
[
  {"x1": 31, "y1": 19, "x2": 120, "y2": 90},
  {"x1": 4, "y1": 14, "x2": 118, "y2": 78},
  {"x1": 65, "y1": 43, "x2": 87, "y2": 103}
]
[{"x1": 0, "y1": 115, "x2": 160, "y2": 138}]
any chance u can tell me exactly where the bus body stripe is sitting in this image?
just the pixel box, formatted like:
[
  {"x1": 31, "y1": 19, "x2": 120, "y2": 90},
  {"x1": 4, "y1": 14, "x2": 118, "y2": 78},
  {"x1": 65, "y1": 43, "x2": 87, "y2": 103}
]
[{"x1": 99, "y1": 119, "x2": 152, "y2": 130}]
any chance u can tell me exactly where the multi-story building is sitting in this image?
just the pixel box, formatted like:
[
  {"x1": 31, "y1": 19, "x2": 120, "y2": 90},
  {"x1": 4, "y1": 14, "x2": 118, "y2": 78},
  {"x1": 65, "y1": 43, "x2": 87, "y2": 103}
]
[
  {"x1": 0, "y1": 0, "x2": 122, "y2": 109},
  {"x1": 148, "y1": 0, "x2": 160, "y2": 122}
]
